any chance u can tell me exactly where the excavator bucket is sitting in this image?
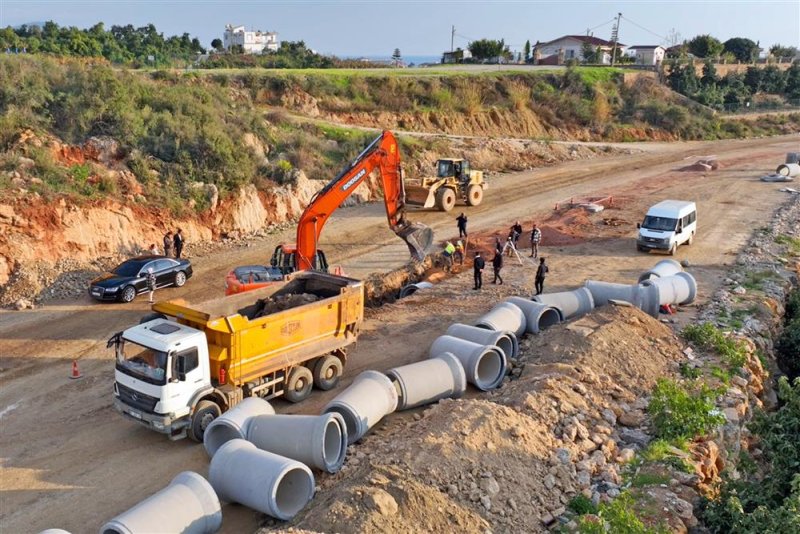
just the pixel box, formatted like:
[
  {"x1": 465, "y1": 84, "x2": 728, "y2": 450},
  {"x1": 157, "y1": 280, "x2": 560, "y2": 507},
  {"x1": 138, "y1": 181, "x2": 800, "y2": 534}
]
[{"x1": 395, "y1": 222, "x2": 434, "y2": 262}]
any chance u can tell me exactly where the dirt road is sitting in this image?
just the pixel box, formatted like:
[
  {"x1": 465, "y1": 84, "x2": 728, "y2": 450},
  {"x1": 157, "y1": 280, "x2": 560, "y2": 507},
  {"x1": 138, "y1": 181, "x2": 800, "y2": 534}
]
[{"x1": 0, "y1": 134, "x2": 797, "y2": 533}]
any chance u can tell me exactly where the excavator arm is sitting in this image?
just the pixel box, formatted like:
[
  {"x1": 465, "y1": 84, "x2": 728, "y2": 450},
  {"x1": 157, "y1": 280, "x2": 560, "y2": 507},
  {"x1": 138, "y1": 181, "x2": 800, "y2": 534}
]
[{"x1": 295, "y1": 130, "x2": 433, "y2": 271}]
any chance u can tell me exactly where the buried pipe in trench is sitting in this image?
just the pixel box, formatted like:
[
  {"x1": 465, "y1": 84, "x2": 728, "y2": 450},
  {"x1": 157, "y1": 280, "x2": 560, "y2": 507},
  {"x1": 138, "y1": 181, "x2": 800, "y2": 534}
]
[
  {"x1": 532, "y1": 287, "x2": 595, "y2": 320},
  {"x1": 386, "y1": 352, "x2": 467, "y2": 411},
  {"x1": 246, "y1": 412, "x2": 348, "y2": 473},
  {"x1": 209, "y1": 439, "x2": 314, "y2": 521},
  {"x1": 446, "y1": 323, "x2": 519, "y2": 359},
  {"x1": 584, "y1": 280, "x2": 660, "y2": 317},
  {"x1": 637, "y1": 259, "x2": 684, "y2": 283},
  {"x1": 100, "y1": 471, "x2": 222, "y2": 534},
  {"x1": 398, "y1": 281, "x2": 433, "y2": 298},
  {"x1": 474, "y1": 301, "x2": 526, "y2": 338},
  {"x1": 322, "y1": 370, "x2": 398, "y2": 445},
  {"x1": 204, "y1": 397, "x2": 275, "y2": 458},
  {"x1": 428, "y1": 335, "x2": 506, "y2": 391},
  {"x1": 504, "y1": 297, "x2": 562, "y2": 334}
]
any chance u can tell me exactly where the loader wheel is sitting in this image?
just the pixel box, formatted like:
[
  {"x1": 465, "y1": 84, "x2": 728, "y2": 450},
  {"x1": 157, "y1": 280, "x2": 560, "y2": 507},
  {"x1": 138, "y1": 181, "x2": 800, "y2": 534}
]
[
  {"x1": 285, "y1": 366, "x2": 313, "y2": 403},
  {"x1": 436, "y1": 188, "x2": 456, "y2": 212},
  {"x1": 190, "y1": 400, "x2": 221, "y2": 442},
  {"x1": 313, "y1": 355, "x2": 343, "y2": 391},
  {"x1": 466, "y1": 184, "x2": 484, "y2": 206}
]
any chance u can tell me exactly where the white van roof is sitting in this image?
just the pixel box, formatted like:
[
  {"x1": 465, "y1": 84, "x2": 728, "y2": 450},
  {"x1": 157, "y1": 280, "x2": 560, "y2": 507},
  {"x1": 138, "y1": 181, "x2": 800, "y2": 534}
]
[{"x1": 646, "y1": 200, "x2": 696, "y2": 218}]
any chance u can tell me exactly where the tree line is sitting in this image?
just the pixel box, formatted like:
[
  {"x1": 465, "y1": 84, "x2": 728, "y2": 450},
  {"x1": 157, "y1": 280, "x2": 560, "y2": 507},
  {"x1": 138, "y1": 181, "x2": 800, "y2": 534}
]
[{"x1": 1, "y1": 21, "x2": 205, "y2": 66}]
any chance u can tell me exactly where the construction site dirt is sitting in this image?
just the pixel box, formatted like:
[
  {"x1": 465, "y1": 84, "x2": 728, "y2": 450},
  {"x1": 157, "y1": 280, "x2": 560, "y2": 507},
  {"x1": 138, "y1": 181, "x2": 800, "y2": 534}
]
[{"x1": 0, "y1": 134, "x2": 797, "y2": 533}]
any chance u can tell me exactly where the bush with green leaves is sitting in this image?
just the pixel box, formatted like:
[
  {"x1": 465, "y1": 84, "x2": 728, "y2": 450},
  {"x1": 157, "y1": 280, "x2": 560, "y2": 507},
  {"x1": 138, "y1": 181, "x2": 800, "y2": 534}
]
[
  {"x1": 648, "y1": 378, "x2": 725, "y2": 441},
  {"x1": 577, "y1": 492, "x2": 668, "y2": 534},
  {"x1": 683, "y1": 322, "x2": 749, "y2": 369},
  {"x1": 701, "y1": 377, "x2": 800, "y2": 533}
]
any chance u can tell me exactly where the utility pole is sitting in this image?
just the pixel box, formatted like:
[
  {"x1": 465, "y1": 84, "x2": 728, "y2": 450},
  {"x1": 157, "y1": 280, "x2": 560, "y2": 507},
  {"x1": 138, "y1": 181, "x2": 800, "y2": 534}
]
[
  {"x1": 610, "y1": 12, "x2": 622, "y2": 66},
  {"x1": 451, "y1": 25, "x2": 455, "y2": 52}
]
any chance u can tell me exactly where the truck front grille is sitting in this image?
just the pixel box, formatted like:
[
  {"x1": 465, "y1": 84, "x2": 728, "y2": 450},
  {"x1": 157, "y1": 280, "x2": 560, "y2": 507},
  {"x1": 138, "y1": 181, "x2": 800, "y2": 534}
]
[{"x1": 117, "y1": 383, "x2": 159, "y2": 413}]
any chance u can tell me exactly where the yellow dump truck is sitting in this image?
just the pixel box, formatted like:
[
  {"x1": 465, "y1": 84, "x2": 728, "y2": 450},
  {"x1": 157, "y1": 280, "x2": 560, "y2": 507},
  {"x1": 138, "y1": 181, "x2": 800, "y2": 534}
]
[{"x1": 108, "y1": 271, "x2": 363, "y2": 441}]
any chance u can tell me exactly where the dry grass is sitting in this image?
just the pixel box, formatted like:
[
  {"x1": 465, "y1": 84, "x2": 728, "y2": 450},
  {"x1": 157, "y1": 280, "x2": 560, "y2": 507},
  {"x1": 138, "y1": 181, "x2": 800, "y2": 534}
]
[
  {"x1": 507, "y1": 81, "x2": 531, "y2": 111},
  {"x1": 456, "y1": 81, "x2": 484, "y2": 116}
]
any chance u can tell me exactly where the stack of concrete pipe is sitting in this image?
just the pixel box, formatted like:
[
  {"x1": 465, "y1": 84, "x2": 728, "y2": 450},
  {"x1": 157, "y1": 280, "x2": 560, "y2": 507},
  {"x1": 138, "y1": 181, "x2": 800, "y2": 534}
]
[
  {"x1": 474, "y1": 301, "x2": 527, "y2": 337},
  {"x1": 247, "y1": 412, "x2": 348, "y2": 473},
  {"x1": 429, "y1": 335, "x2": 506, "y2": 391},
  {"x1": 386, "y1": 352, "x2": 467, "y2": 410},
  {"x1": 777, "y1": 163, "x2": 800, "y2": 177},
  {"x1": 203, "y1": 397, "x2": 275, "y2": 457},
  {"x1": 446, "y1": 323, "x2": 519, "y2": 360},
  {"x1": 101, "y1": 471, "x2": 222, "y2": 534},
  {"x1": 209, "y1": 439, "x2": 315, "y2": 521},
  {"x1": 532, "y1": 287, "x2": 595, "y2": 320},
  {"x1": 323, "y1": 370, "x2": 398, "y2": 444},
  {"x1": 504, "y1": 296, "x2": 562, "y2": 333}
]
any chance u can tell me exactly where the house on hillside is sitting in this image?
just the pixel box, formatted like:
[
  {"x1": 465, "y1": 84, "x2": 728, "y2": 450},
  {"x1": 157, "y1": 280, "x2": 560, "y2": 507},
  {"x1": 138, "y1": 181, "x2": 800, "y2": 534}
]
[
  {"x1": 626, "y1": 45, "x2": 666, "y2": 65},
  {"x1": 223, "y1": 24, "x2": 279, "y2": 54},
  {"x1": 533, "y1": 35, "x2": 625, "y2": 65},
  {"x1": 442, "y1": 48, "x2": 472, "y2": 64}
]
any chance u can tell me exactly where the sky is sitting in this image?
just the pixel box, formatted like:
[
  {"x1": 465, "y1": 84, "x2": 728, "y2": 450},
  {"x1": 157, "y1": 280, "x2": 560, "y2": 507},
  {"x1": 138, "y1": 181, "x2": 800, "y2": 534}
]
[{"x1": 1, "y1": 0, "x2": 798, "y2": 58}]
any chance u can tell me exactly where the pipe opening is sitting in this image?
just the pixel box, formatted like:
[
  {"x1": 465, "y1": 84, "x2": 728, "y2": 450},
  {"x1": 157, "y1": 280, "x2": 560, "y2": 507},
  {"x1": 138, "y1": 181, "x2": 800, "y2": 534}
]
[
  {"x1": 322, "y1": 418, "x2": 344, "y2": 466},
  {"x1": 327, "y1": 406, "x2": 360, "y2": 445},
  {"x1": 475, "y1": 350, "x2": 503, "y2": 389},
  {"x1": 205, "y1": 422, "x2": 244, "y2": 457},
  {"x1": 274, "y1": 467, "x2": 314, "y2": 518},
  {"x1": 494, "y1": 336, "x2": 514, "y2": 360},
  {"x1": 539, "y1": 308, "x2": 561, "y2": 330},
  {"x1": 102, "y1": 530, "x2": 122, "y2": 534}
]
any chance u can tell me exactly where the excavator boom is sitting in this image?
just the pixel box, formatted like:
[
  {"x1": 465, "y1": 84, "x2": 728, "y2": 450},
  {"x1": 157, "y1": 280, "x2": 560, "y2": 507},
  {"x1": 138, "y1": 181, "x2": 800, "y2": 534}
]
[{"x1": 295, "y1": 131, "x2": 433, "y2": 271}]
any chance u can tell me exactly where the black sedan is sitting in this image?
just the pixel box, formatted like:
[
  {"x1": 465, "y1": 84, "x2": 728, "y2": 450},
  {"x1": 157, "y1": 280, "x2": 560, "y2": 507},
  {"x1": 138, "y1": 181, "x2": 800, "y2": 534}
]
[{"x1": 89, "y1": 256, "x2": 193, "y2": 302}]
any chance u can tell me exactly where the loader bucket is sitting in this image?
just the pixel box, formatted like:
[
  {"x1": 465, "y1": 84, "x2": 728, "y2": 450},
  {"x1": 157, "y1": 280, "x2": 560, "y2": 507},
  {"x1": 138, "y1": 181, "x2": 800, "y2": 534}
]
[
  {"x1": 404, "y1": 185, "x2": 437, "y2": 209},
  {"x1": 395, "y1": 222, "x2": 434, "y2": 262}
]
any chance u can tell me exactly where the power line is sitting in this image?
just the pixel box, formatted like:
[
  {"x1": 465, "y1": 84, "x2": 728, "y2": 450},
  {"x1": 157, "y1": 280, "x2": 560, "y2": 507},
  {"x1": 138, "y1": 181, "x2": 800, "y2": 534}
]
[{"x1": 620, "y1": 15, "x2": 668, "y2": 42}]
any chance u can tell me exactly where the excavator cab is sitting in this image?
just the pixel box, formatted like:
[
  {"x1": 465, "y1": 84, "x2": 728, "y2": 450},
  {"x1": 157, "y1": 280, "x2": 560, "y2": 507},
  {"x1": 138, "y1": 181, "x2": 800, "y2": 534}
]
[{"x1": 271, "y1": 244, "x2": 329, "y2": 275}]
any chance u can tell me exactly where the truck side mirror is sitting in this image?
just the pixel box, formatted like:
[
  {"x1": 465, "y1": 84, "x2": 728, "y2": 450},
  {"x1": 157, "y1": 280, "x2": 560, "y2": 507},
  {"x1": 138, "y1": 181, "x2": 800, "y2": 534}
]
[{"x1": 636, "y1": 223, "x2": 641, "y2": 229}]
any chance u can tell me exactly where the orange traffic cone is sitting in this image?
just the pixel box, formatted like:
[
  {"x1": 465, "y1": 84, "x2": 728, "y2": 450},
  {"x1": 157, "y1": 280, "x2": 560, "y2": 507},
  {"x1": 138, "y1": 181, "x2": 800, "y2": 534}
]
[{"x1": 70, "y1": 360, "x2": 82, "y2": 379}]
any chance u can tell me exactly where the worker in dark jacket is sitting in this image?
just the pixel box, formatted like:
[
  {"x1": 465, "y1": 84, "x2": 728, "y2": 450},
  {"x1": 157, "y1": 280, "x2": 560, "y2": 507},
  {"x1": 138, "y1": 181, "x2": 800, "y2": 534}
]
[
  {"x1": 173, "y1": 229, "x2": 185, "y2": 259},
  {"x1": 473, "y1": 252, "x2": 485, "y2": 290},
  {"x1": 456, "y1": 212, "x2": 468, "y2": 238},
  {"x1": 535, "y1": 257, "x2": 549, "y2": 295},
  {"x1": 492, "y1": 250, "x2": 503, "y2": 285}
]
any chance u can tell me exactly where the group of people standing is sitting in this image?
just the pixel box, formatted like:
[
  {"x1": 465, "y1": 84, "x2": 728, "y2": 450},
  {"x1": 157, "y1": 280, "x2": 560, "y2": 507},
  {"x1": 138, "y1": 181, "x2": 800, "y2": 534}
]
[
  {"x1": 146, "y1": 229, "x2": 185, "y2": 259},
  {"x1": 462, "y1": 216, "x2": 548, "y2": 295}
]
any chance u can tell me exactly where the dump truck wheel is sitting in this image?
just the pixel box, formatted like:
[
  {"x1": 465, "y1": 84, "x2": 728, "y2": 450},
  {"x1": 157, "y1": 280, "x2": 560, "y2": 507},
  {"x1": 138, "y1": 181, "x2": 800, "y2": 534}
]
[
  {"x1": 285, "y1": 366, "x2": 313, "y2": 403},
  {"x1": 190, "y1": 400, "x2": 221, "y2": 442},
  {"x1": 436, "y1": 188, "x2": 456, "y2": 212},
  {"x1": 466, "y1": 184, "x2": 483, "y2": 206},
  {"x1": 313, "y1": 355, "x2": 343, "y2": 391}
]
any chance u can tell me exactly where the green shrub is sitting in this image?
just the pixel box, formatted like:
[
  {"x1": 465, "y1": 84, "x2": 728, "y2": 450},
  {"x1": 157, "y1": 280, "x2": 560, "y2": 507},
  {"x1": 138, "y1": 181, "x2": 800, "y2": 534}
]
[
  {"x1": 648, "y1": 378, "x2": 725, "y2": 441},
  {"x1": 577, "y1": 492, "x2": 667, "y2": 534},
  {"x1": 776, "y1": 319, "x2": 800, "y2": 380},
  {"x1": 569, "y1": 494, "x2": 598, "y2": 515},
  {"x1": 683, "y1": 322, "x2": 749, "y2": 369}
]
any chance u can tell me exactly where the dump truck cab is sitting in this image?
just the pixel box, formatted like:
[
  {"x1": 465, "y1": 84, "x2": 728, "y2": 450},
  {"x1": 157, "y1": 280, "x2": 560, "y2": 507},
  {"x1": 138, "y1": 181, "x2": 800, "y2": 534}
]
[
  {"x1": 406, "y1": 158, "x2": 487, "y2": 212},
  {"x1": 111, "y1": 320, "x2": 214, "y2": 440}
]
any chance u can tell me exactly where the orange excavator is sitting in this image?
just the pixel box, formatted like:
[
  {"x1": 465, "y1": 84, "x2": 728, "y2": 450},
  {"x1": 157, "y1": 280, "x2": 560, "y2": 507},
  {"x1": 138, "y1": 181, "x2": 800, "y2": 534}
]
[{"x1": 225, "y1": 130, "x2": 434, "y2": 294}]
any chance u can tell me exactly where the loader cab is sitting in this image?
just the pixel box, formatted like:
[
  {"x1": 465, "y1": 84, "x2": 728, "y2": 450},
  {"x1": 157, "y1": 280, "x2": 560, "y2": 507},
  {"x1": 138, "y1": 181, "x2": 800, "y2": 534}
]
[
  {"x1": 270, "y1": 244, "x2": 329, "y2": 275},
  {"x1": 437, "y1": 159, "x2": 470, "y2": 182}
]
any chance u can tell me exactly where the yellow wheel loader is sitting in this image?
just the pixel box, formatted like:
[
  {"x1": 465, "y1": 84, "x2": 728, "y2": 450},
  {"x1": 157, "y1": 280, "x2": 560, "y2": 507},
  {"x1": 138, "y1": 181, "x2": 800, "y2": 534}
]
[{"x1": 405, "y1": 158, "x2": 487, "y2": 212}]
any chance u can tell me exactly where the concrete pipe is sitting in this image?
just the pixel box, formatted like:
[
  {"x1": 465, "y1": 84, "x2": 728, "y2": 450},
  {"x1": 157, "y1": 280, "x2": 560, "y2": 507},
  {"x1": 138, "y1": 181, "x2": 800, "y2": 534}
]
[
  {"x1": 475, "y1": 301, "x2": 526, "y2": 338},
  {"x1": 204, "y1": 397, "x2": 275, "y2": 458},
  {"x1": 446, "y1": 323, "x2": 519, "y2": 359},
  {"x1": 504, "y1": 297, "x2": 562, "y2": 334},
  {"x1": 637, "y1": 259, "x2": 683, "y2": 283},
  {"x1": 399, "y1": 281, "x2": 433, "y2": 298},
  {"x1": 209, "y1": 439, "x2": 314, "y2": 521},
  {"x1": 532, "y1": 287, "x2": 595, "y2": 320},
  {"x1": 38, "y1": 530, "x2": 72, "y2": 534},
  {"x1": 641, "y1": 271, "x2": 697, "y2": 307},
  {"x1": 322, "y1": 370, "x2": 398, "y2": 444},
  {"x1": 786, "y1": 152, "x2": 800, "y2": 165},
  {"x1": 428, "y1": 335, "x2": 506, "y2": 391},
  {"x1": 776, "y1": 163, "x2": 800, "y2": 177},
  {"x1": 247, "y1": 412, "x2": 347, "y2": 473},
  {"x1": 386, "y1": 352, "x2": 467, "y2": 411},
  {"x1": 585, "y1": 280, "x2": 660, "y2": 317},
  {"x1": 100, "y1": 471, "x2": 222, "y2": 534}
]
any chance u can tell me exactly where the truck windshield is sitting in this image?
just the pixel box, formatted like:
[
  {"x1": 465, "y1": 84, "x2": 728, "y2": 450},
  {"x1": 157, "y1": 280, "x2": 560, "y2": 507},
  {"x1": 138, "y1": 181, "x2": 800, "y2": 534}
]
[
  {"x1": 116, "y1": 338, "x2": 168, "y2": 385},
  {"x1": 437, "y1": 160, "x2": 454, "y2": 178},
  {"x1": 642, "y1": 216, "x2": 677, "y2": 232}
]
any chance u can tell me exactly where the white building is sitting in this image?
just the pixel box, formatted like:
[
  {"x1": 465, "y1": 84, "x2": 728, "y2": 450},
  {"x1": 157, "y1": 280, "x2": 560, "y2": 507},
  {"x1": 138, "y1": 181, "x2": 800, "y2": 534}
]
[
  {"x1": 626, "y1": 45, "x2": 666, "y2": 65},
  {"x1": 534, "y1": 35, "x2": 625, "y2": 65},
  {"x1": 223, "y1": 24, "x2": 279, "y2": 54}
]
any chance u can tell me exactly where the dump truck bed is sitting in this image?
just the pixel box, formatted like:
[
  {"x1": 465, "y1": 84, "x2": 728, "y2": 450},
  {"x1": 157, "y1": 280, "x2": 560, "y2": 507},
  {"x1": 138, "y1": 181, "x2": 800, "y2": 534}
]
[{"x1": 152, "y1": 272, "x2": 364, "y2": 386}]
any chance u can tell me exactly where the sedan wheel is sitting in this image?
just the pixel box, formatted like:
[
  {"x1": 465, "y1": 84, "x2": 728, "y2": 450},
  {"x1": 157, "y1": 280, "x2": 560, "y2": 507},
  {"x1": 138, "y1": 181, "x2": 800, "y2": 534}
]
[
  {"x1": 121, "y1": 286, "x2": 136, "y2": 303},
  {"x1": 174, "y1": 271, "x2": 187, "y2": 287}
]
